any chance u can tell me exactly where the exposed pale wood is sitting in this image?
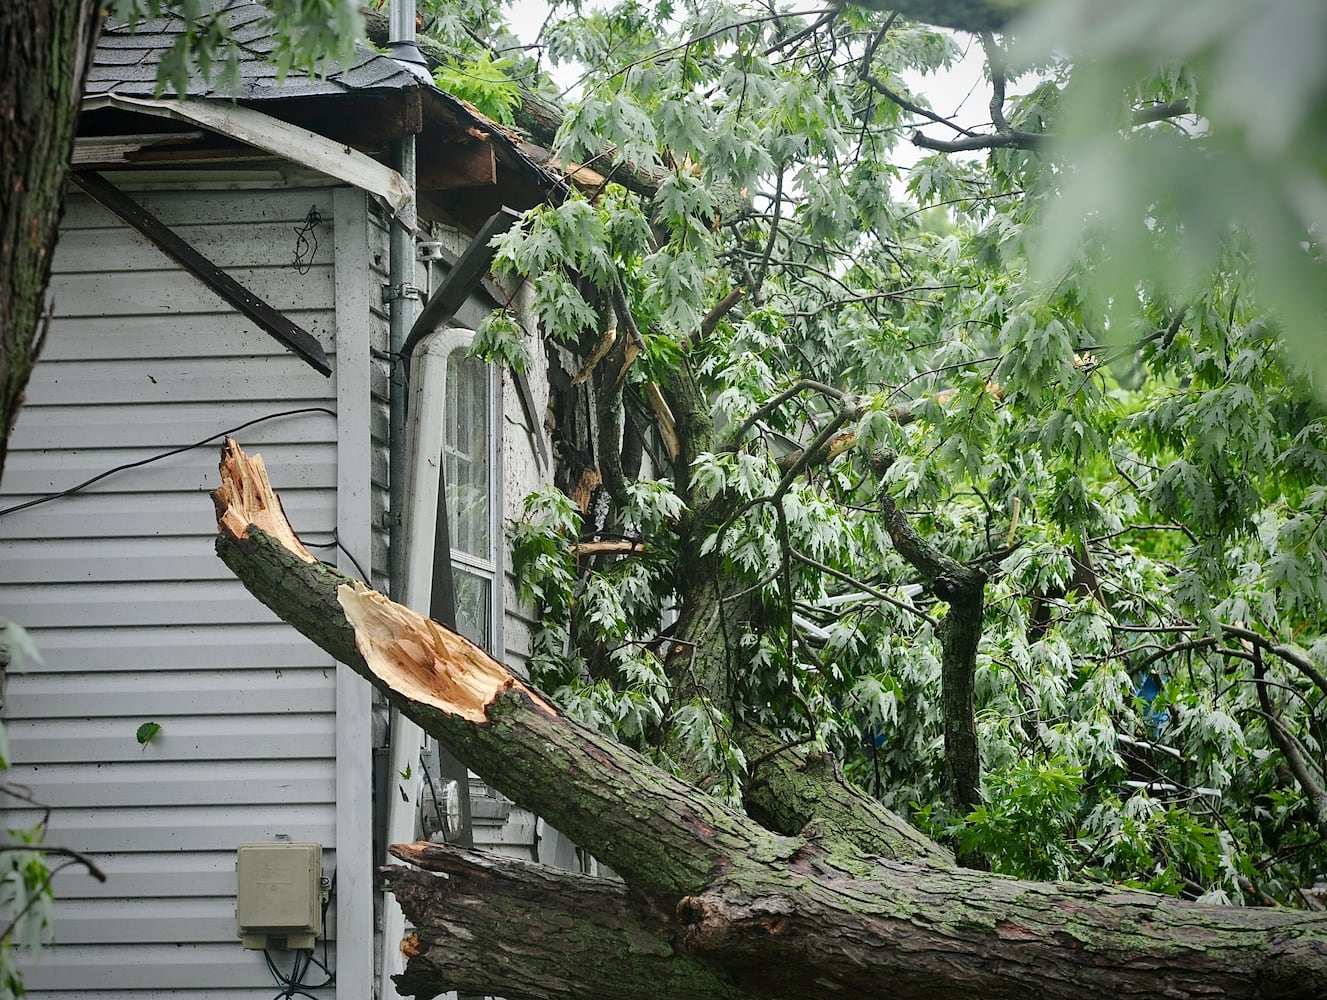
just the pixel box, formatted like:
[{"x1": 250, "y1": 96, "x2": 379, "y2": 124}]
[
  {"x1": 80, "y1": 94, "x2": 413, "y2": 214},
  {"x1": 340, "y1": 583, "x2": 537, "y2": 722},
  {"x1": 213, "y1": 437, "x2": 317, "y2": 563},
  {"x1": 572, "y1": 326, "x2": 617, "y2": 385},
  {"x1": 644, "y1": 381, "x2": 680, "y2": 460},
  {"x1": 570, "y1": 539, "x2": 647, "y2": 557}
]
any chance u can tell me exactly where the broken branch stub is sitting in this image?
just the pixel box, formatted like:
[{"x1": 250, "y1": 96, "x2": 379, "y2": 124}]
[
  {"x1": 212, "y1": 437, "x2": 551, "y2": 723},
  {"x1": 213, "y1": 437, "x2": 317, "y2": 563}
]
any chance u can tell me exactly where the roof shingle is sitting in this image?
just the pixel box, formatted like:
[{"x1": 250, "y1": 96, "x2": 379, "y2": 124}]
[{"x1": 89, "y1": 0, "x2": 422, "y2": 101}]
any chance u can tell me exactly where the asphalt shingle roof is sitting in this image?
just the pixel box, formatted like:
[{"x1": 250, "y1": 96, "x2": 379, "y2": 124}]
[{"x1": 87, "y1": 0, "x2": 422, "y2": 101}]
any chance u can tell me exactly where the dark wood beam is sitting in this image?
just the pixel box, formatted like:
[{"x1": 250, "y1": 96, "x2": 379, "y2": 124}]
[{"x1": 71, "y1": 170, "x2": 331, "y2": 376}]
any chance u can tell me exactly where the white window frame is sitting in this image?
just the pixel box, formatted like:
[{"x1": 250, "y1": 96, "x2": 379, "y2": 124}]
[{"x1": 401, "y1": 325, "x2": 504, "y2": 652}]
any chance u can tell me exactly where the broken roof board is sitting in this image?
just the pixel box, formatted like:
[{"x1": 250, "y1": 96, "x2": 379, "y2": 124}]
[{"x1": 81, "y1": 93, "x2": 414, "y2": 215}]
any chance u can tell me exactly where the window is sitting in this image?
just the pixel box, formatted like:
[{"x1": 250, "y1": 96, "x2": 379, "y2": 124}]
[{"x1": 443, "y1": 345, "x2": 500, "y2": 650}]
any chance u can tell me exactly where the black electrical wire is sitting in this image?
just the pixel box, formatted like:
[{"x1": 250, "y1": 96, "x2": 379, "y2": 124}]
[
  {"x1": 264, "y1": 869, "x2": 336, "y2": 998},
  {"x1": 303, "y1": 530, "x2": 371, "y2": 584},
  {"x1": 418, "y1": 746, "x2": 450, "y2": 838},
  {"x1": 0, "y1": 406, "x2": 337, "y2": 521}
]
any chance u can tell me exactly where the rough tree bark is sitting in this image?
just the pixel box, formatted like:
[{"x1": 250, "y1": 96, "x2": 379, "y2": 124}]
[
  {"x1": 214, "y1": 438, "x2": 1327, "y2": 1000},
  {"x1": 0, "y1": 2, "x2": 101, "y2": 484}
]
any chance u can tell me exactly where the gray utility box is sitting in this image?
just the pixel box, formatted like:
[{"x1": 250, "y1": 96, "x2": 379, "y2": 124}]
[{"x1": 235, "y1": 842, "x2": 324, "y2": 950}]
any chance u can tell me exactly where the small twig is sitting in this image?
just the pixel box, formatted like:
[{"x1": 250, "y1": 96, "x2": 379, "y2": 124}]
[
  {"x1": 722, "y1": 379, "x2": 851, "y2": 452},
  {"x1": 789, "y1": 549, "x2": 936, "y2": 627},
  {"x1": 764, "y1": 1, "x2": 846, "y2": 57}
]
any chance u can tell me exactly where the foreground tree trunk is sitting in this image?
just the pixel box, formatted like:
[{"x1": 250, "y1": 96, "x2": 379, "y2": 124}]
[
  {"x1": 213, "y1": 439, "x2": 1327, "y2": 1000},
  {"x1": 0, "y1": 3, "x2": 101, "y2": 483}
]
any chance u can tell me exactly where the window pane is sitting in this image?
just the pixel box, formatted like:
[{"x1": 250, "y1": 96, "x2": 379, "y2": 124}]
[
  {"x1": 452, "y1": 567, "x2": 492, "y2": 649},
  {"x1": 445, "y1": 348, "x2": 490, "y2": 558}
]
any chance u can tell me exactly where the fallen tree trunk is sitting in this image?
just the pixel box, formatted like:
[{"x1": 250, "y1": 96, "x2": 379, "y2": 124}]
[
  {"x1": 213, "y1": 439, "x2": 1327, "y2": 1000},
  {"x1": 382, "y1": 843, "x2": 754, "y2": 1000}
]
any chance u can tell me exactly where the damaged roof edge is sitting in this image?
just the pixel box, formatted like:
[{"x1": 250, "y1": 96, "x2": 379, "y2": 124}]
[{"x1": 81, "y1": 93, "x2": 414, "y2": 216}]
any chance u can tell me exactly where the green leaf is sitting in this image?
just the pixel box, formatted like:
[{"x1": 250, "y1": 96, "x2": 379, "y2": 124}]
[{"x1": 135, "y1": 722, "x2": 162, "y2": 747}]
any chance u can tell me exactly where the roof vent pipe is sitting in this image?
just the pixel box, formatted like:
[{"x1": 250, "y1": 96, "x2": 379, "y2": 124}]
[{"x1": 387, "y1": 0, "x2": 431, "y2": 81}]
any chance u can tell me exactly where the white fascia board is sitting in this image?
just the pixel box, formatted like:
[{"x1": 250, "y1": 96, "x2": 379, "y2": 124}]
[{"x1": 82, "y1": 93, "x2": 414, "y2": 216}]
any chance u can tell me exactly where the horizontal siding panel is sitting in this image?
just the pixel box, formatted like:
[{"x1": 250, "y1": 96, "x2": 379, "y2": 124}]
[
  {"x1": 19, "y1": 356, "x2": 335, "y2": 407},
  {"x1": 1, "y1": 624, "x2": 334, "y2": 673},
  {"x1": 20, "y1": 943, "x2": 319, "y2": 992},
  {"x1": 0, "y1": 489, "x2": 332, "y2": 542},
  {"x1": 49, "y1": 897, "x2": 249, "y2": 945},
  {"x1": 48, "y1": 264, "x2": 334, "y2": 318},
  {"x1": 53, "y1": 222, "x2": 336, "y2": 274},
  {"x1": 13, "y1": 804, "x2": 336, "y2": 854},
  {"x1": 0, "y1": 449, "x2": 333, "y2": 500},
  {"x1": 62, "y1": 186, "x2": 338, "y2": 229},
  {"x1": 0, "y1": 536, "x2": 249, "y2": 584},
  {"x1": 26, "y1": 986, "x2": 290, "y2": 992},
  {"x1": 0, "y1": 580, "x2": 301, "y2": 629},
  {"x1": 0, "y1": 535, "x2": 343, "y2": 585},
  {"x1": 37, "y1": 311, "x2": 336, "y2": 361},
  {"x1": 7, "y1": 399, "x2": 336, "y2": 451},
  {"x1": 6, "y1": 715, "x2": 335, "y2": 764},
  {"x1": 53, "y1": 849, "x2": 335, "y2": 901},
  {"x1": 6, "y1": 668, "x2": 336, "y2": 719},
  {"x1": 6, "y1": 760, "x2": 334, "y2": 809},
  {"x1": 8, "y1": 180, "x2": 354, "y2": 997}
]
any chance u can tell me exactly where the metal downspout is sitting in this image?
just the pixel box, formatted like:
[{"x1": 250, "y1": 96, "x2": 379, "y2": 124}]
[
  {"x1": 387, "y1": 131, "x2": 416, "y2": 602},
  {"x1": 387, "y1": 0, "x2": 430, "y2": 602},
  {"x1": 382, "y1": 6, "x2": 430, "y2": 999}
]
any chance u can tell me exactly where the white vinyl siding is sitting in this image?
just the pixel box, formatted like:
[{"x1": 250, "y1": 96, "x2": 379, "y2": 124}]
[{"x1": 0, "y1": 178, "x2": 349, "y2": 998}]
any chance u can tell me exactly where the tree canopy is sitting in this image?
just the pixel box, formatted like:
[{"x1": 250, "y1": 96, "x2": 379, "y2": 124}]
[{"x1": 419, "y1": 0, "x2": 1327, "y2": 904}]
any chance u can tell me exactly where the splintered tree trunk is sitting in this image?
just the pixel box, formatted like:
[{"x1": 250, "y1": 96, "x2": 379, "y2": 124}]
[
  {"x1": 0, "y1": 2, "x2": 101, "y2": 482},
  {"x1": 212, "y1": 439, "x2": 1327, "y2": 1000}
]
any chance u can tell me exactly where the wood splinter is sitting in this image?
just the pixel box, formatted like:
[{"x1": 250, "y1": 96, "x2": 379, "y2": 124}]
[{"x1": 212, "y1": 437, "x2": 552, "y2": 723}]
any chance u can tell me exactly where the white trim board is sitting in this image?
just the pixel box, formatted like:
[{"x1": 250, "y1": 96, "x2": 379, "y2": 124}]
[{"x1": 81, "y1": 93, "x2": 413, "y2": 216}]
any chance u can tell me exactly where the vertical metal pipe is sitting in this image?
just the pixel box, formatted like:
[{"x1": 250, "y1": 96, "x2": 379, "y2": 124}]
[
  {"x1": 389, "y1": 0, "x2": 414, "y2": 41},
  {"x1": 387, "y1": 133, "x2": 416, "y2": 601},
  {"x1": 383, "y1": 7, "x2": 424, "y2": 997}
]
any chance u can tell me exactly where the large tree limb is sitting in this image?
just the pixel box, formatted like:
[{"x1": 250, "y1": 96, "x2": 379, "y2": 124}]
[
  {"x1": 213, "y1": 439, "x2": 790, "y2": 899},
  {"x1": 383, "y1": 843, "x2": 754, "y2": 1000},
  {"x1": 738, "y1": 726, "x2": 953, "y2": 865},
  {"x1": 852, "y1": 0, "x2": 1031, "y2": 34},
  {"x1": 875, "y1": 456, "x2": 985, "y2": 824},
  {"x1": 0, "y1": 2, "x2": 102, "y2": 483},
  {"x1": 213, "y1": 439, "x2": 1327, "y2": 1000}
]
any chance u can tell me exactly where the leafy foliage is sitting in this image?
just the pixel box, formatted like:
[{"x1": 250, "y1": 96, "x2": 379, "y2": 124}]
[
  {"x1": 432, "y1": 50, "x2": 522, "y2": 123},
  {"x1": 0, "y1": 624, "x2": 51, "y2": 999},
  {"x1": 482, "y1": 0, "x2": 1327, "y2": 905}
]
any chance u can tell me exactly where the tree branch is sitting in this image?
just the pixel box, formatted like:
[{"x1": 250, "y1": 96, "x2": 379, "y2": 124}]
[
  {"x1": 738, "y1": 726, "x2": 953, "y2": 865},
  {"x1": 874, "y1": 455, "x2": 985, "y2": 832},
  {"x1": 384, "y1": 843, "x2": 752, "y2": 1000},
  {"x1": 1253, "y1": 649, "x2": 1327, "y2": 834},
  {"x1": 721, "y1": 380, "x2": 853, "y2": 452}
]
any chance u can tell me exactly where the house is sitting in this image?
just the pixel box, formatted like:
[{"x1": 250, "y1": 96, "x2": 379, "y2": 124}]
[{"x1": 0, "y1": 5, "x2": 581, "y2": 996}]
